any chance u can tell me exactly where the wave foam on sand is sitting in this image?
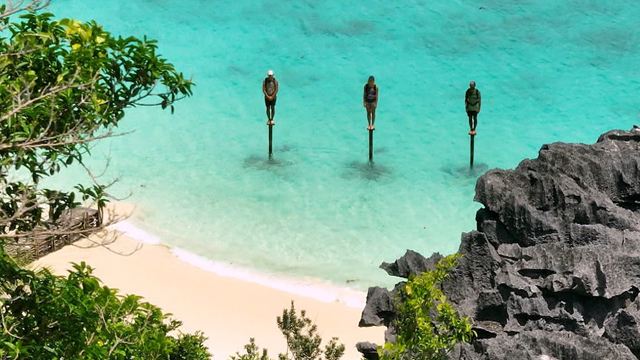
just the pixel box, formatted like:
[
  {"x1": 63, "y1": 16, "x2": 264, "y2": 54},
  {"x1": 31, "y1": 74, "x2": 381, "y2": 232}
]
[
  {"x1": 33, "y1": 215, "x2": 384, "y2": 359},
  {"x1": 113, "y1": 219, "x2": 368, "y2": 309}
]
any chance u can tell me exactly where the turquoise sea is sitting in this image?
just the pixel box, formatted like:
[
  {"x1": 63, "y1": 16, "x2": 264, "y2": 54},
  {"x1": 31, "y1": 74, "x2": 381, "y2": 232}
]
[{"x1": 50, "y1": 1, "x2": 640, "y2": 291}]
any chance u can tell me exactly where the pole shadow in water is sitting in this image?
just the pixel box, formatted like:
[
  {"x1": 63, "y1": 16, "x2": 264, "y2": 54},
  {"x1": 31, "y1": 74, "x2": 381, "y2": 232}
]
[
  {"x1": 243, "y1": 145, "x2": 294, "y2": 171},
  {"x1": 342, "y1": 160, "x2": 392, "y2": 181},
  {"x1": 441, "y1": 163, "x2": 490, "y2": 179}
]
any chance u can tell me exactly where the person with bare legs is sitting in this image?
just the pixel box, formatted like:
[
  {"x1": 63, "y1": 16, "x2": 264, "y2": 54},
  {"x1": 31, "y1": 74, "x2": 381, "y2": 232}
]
[
  {"x1": 363, "y1": 75, "x2": 378, "y2": 130},
  {"x1": 263, "y1": 70, "x2": 279, "y2": 125},
  {"x1": 465, "y1": 80, "x2": 481, "y2": 135}
]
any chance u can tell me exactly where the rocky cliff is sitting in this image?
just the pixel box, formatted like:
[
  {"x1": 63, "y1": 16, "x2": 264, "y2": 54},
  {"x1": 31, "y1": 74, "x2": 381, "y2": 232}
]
[{"x1": 359, "y1": 128, "x2": 640, "y2": 359}]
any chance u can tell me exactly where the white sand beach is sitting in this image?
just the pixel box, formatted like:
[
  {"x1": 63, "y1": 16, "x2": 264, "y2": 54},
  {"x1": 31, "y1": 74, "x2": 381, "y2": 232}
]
[{"x1": 31, "y1": 205, "x2": 384, "y2": 359}]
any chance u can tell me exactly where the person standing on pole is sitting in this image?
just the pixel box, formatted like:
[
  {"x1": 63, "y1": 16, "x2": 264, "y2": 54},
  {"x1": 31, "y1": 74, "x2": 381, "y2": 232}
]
[
  {"x1": 465, "y1": 81, "x2": 481, "y2": 135},
  {"x1": 263, "y1": 70, "x2": 279, "y2": 125},
  {"x1": 363, "y1": 75, "x2": 379, "y2": 130}
]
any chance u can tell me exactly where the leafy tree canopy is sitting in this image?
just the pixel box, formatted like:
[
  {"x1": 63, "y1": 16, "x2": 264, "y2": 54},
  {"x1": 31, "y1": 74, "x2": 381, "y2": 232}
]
[
  {"x1": 0, "y1": 2, "x2": 193, "y2": 242},
  {"x1": 0, "y1": 2, "x2": 204, "y2": 359}
]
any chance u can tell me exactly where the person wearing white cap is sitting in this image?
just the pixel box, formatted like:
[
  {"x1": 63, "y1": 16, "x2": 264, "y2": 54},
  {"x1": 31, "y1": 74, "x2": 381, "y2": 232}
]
[{"x1": 262, "y1": 70, "x2": 279, "y2": 125}]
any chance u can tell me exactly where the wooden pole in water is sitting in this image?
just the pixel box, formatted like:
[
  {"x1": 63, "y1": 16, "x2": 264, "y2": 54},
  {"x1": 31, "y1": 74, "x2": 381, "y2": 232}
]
[
  {"x1": 268, "y1": 124, "x2": 273, "y2": 158},
  {"x1": 469, "y1": 133, "x2": 475, "y2": 168},
  {"x1": 368, "y1": 129, "x2": 373, "y2": 161}
]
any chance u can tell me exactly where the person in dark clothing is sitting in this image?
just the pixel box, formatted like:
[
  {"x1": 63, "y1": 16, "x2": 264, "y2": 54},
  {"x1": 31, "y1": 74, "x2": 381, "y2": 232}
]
[
  {"x1": 363, "y1": 75, "x2": 378, "y2": 130},
  {"x1": 262, "y1": 70, "x2": 279, "y2": 125},
  {"x1": 465, "y1": 81, "x2": 481, "y2": 135}
]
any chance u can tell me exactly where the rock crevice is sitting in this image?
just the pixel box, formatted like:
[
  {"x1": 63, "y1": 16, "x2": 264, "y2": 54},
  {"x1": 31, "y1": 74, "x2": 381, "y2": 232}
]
[{"x1": 359, "y1": 128, "x2": 640, "y2": 359}]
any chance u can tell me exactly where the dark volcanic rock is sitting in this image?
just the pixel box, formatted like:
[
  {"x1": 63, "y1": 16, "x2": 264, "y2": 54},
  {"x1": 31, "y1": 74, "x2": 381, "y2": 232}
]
[
  {"x1": 478, "y1": 331, "x2": 637, "y2": 360},
  {"x1": 440, "y1": 231, "x2": 503, "y2": 321},
  {"x1": 380, "y1": 250, "x2": 443, "y2": 278},
  {"x1": 356, "y1": 342, "x2": 379, "y2": 360},
  {"x1": 359, "y1": 128, "x2": 640, "y2": 359},
  {"x1": 604, "y1": 309, "x2": 640, "y2": 357},
  {"x1": 4, "y1": 207, "x2": 102, "y2": 262},
  {"x1": 448, "y1": 343, "x2": 482, "y2": 360},
  {"x1": 359, "y1": 286, "x2": 395, "y2": 327}
]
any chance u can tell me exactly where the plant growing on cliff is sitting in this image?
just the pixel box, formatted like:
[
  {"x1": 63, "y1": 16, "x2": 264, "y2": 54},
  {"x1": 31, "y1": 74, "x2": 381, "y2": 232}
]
[
  {"x1": 0, "y1": 1, "x2": 192, "y2": 250},
  {"x1": 231, "y1": 301, "x2": 345, "y2": 360},
  {"x1": 380, "y1": 254, "x2": 475, "y2": 360},
  {"x1": 0, "y1": 247, "x2": 210, "y2": 359}
]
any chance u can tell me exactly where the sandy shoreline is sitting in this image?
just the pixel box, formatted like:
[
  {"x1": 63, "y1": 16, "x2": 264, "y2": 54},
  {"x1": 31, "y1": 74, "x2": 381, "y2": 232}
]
[{"x1": 31, "y1": 206, "x2": 384, "y2": 359}]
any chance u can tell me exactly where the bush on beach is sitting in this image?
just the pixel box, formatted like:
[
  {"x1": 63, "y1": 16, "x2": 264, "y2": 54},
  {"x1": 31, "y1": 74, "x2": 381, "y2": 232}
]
[
  {"x1": 0, "y1": 248, "x2": 210, "y2": 359},
  {"x1": 231, "y1": 302, "x2": 345, "y2": 360}
]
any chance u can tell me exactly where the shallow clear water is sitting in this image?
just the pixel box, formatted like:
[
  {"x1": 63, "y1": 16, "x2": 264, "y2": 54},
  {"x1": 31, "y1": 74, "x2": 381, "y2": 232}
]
[{"x1": 50, "y1": 1, "x2": 640, "y2": 289}]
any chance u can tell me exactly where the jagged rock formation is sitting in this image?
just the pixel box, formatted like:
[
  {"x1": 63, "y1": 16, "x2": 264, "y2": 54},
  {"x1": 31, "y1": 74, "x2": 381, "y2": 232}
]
[
  {"x1": 4, "y1": 207, "x2": 101, "y2": 262},
  {"x1": 379, "y1": 249, "x2": 443, "y2": 279},
  {"x1": 359, "y1": 128, "x2": 640, "y2": 359}
]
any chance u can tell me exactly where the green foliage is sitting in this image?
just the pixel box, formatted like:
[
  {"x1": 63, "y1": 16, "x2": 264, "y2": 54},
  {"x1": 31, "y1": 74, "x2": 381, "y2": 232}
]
[
  {"x1": 0, "y1": 6, "x2": 193, "y2": 239},
  {"x1": 0, "y1": 247, "x2": 210, "y2": 359},
  {"x1": 169, "y1": 332, "x2": 212, "y2": 360},
  {"x1": 277, "y1": 302, "x2": 345, "y2": 360},
  {"x1": 231, "y1": 302, "x2": 345, "y2": 360},
  {"x1": 230, "y1": 338, "x2": 270, "y2": 360},
  {"x1": 380, "y1": 254, "x2": 475, "y2": 360},
  {"x1": 0, "y1": 4, "x2": 206, "y2": 359}
]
